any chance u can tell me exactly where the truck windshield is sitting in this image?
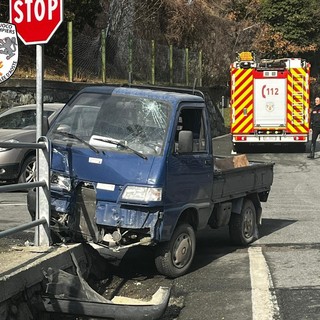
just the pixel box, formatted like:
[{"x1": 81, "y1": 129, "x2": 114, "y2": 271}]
[{"x1": 48, "y1": 92, "x2": 172, "y2": 156}]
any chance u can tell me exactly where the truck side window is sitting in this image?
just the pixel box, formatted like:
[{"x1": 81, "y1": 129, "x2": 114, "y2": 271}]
[{"x1": 175, "y1": 108, "x2": 207, "y2": 153}]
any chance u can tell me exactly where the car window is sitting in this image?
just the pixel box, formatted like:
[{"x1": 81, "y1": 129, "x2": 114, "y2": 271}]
[
  {"x1": 44, "y1": 110, "x2": 55, "y2": 118},
  {"x1": 0, "y1": 110, "x2": 54, "y2": 129}
]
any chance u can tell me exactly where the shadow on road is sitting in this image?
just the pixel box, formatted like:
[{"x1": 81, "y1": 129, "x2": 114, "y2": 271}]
[
  {"x1": 212, "y1": 133, "x2": 320, "y2": 156},
  {"x1": 237, "y1": 143, "x2": 312, "y2": 154},
  {"x1": 108, "y1": 218, "x2": 297, "y2": 280},
  {"x1": 259, "y1": 218, "x2": 297, "y2": 239}
]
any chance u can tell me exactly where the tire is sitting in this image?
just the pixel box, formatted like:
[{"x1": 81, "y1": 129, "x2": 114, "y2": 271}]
[
  {"x1": 229, "y1": 199, "x2": 257, "y2": 246},
  {"x1": 155, "y1": 223, "x2": 196, "y2": 278},
  {"x1": 18, "y1": 155, "x2": 36, "y2": 183}
]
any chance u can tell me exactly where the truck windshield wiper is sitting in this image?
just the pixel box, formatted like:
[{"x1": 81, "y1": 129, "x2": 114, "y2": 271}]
[
  {"x1": 56, "y1": 131, "x2": 101, "y2": 154},
  {"x1": 93, "y1": 137, "x2": 148, "y2": 160}
]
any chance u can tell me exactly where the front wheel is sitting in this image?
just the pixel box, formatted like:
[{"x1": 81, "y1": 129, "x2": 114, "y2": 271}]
[
  {"x1": 155, "y1": 223, "x2": 196, "y2": 278},
  {"x1": 18, "y1": 155, "x2": 36, "y2": 183},
  {"x1": 229, "y1": 199, "x2": 257, "y2": 246}
]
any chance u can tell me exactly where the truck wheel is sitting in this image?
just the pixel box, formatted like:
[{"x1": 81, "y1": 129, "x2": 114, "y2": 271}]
[
  {"x1": 229, "y1": 199, "x2": 257, "y2": 246},
  {"x1": 155, "y1": 223, "x2": 196, "y2": 278}
]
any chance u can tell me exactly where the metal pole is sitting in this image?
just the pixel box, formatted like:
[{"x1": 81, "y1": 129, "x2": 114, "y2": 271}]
[
  {"x1": 0, "y1": 218, "x2": 47, "y2": 239},
  {"x1": 185, "y1": 48, "x2": 189, "y2": 86},
  {"x1": 198, "y1": 49, "x2": 202, "y2": 87},
  {"x1": 151, "y1": 40, "x2": 155, "y2": 85},
  {"x1": 221, "y1": 95, "x2": 225, "y2": 119},
  {"x1": 101, "y1": 29, "x2": 106, "y2": 83},
  {"x1": 36, "y1": 137, "x2": 51, "y2": 246},
  {"x1": 169, "y1": 44, "x2": 173, "y2": 85},
  {"x1": 35, "y1": 46, "x2": 51, "y2": 247},
  {"x1": 36, "y1": 45, "x2": 43, "y2": 140},
  {"x1": 128, "y1": 34, "x2": 133, "y2": 84},
  {"x1": 35, "y1": 44, "x2": 44, "y2": 246},
  {"x1": 68, "y1": 21, "x2": 73, "y2": 82}
]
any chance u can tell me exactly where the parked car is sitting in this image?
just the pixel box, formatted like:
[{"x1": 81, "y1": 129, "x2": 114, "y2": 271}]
[{"x1": 0, "y1": 103, "x2": 64, "y2": 184}]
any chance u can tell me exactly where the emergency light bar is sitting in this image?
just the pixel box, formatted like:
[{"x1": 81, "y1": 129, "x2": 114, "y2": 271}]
[{"x1": 239, "y1": 52, "x2": 254, "y2": 61}]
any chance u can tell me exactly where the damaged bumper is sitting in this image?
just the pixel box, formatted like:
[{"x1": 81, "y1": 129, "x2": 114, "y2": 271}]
[
  {"x1": 41, "y1": 284, "x2": 170, "y2": 320},
  {"x1": 31, "y1": 183, "x2": 163, "y2": 248},
  {"x1": 36, "y1": 252, "x2": 170, "y2": 320}
]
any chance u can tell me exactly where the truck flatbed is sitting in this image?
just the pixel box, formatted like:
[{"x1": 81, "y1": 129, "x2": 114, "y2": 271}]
[{"x1": 213, "y1": 155, "x2": 274, "y2": 203}]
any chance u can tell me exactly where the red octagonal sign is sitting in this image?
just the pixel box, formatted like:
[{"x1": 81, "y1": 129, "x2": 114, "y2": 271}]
[{"x1": 9, "y1": 0, "x2": 63, "y2": 45}]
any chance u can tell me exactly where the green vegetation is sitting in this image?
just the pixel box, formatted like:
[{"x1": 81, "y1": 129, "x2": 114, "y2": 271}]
[{"x1": 1, "y1": 0, "x2": 320, "y2": 86}]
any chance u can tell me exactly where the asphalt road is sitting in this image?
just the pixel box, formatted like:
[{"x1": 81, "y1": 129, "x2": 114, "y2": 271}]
[
  {"x1": 0, "y1": 191, "x2": 33, "y2": 250},
  {"x1": 1, "y1": 134, "x2": 320, "y2": 320}
]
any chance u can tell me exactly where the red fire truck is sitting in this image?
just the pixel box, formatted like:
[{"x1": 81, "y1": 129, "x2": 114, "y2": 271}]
[{"x1": 230, "y1": 51, "x2": 310, "y2": 152}]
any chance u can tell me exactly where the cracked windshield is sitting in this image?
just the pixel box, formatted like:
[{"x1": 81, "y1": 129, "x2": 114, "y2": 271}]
[{"x1": 49, "y1": 92, "x2": 172, "y2": 156}]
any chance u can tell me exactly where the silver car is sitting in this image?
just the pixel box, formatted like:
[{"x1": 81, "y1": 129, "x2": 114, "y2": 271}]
[{"x1": 0, "y1": 103, "x2": 64, "y2": 183}]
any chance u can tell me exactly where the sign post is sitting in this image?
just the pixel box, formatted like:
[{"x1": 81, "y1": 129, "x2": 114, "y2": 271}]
[{"x1": 10, "y1": 0, "x2": 63, "y2": 246}]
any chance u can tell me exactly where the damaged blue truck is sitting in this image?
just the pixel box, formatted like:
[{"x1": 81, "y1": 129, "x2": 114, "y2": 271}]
[{"x1": 28, "y1": 85, "x2": 274, "y2": 279}]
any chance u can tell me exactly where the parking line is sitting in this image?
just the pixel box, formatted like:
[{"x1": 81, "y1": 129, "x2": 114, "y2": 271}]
[{"x1": 249, "y1": 247, "x2": 279, "y2": 320}]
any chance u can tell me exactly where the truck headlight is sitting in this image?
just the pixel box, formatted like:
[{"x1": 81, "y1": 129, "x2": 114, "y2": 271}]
[
  {"x1": 51, "y1": 172, "x2": 71, "y2": 192},
  {"x1": 121, "y1": 186, "x2": 162, "y2": 202}
]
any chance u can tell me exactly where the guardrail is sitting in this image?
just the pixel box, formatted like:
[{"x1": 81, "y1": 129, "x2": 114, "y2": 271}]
[{"x1": 0, "y1": 136, "x2": 51, "y2": 246}]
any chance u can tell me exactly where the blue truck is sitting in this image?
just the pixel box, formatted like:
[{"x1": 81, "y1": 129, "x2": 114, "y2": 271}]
[{"x1": 29, "y1": 85, "x2": 274, "y2": 278}]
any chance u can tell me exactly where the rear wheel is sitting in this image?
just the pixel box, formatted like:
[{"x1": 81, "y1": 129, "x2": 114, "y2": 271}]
[
  {"x1": 18, "y1": 155, "x2": 36, "y2": 183},
  {"x1": 155, "y1": 223, "x2": 196, "y2": 278},
  {"x1": 229, "y1": 199, "x2": 257, "y2": 245}
]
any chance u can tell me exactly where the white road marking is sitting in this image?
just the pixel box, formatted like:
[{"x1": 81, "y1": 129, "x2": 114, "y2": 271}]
[{"x1": 249, "y1": 247, "x2": 280, "y2": 320}]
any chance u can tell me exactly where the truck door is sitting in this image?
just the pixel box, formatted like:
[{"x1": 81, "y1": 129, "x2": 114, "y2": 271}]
[{"x1": 165, "y1": 105, "x2": 213, "y2": 229}]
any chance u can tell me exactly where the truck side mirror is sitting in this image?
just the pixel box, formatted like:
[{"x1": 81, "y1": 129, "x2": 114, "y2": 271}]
[{"x1": 178, "y1": 130, "x2": 193, "y2": 153}]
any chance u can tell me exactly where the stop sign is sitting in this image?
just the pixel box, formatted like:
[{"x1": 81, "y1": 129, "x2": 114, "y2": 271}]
[{"x1": 9, "y1": 0, "x2": 63, "y2": 45}]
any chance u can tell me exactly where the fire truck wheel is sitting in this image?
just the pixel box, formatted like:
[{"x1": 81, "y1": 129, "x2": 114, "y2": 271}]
[
  {"x1": 155, "y1": 223, "x2": 196, "y2": 278},
  {"x1": 229, "y1": 199, "x2": 257, "y2": 246}
]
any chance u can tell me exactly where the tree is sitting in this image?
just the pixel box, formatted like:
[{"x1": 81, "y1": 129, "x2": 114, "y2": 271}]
[{"x1": 256, "y1": 0, "x2": 320, "y2": 55}]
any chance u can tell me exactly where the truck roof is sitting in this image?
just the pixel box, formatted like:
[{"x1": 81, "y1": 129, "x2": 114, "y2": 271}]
[{"x1": 78, "y1": 86, "x2": 204, "y2": 105}]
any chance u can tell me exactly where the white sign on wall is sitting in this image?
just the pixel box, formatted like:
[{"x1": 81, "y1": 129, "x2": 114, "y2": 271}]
[{"x1": 0, "y1": 22, "x2": 18, "y2": 84}]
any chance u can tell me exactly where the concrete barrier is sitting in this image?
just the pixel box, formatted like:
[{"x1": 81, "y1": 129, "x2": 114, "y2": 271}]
[{"x1": 0, "y1": 244, "x2": 88, "y2": 320}]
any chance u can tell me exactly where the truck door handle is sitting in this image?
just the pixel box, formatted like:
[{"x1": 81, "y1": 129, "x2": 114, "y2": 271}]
[{"x1": 205, "y1": 159, "x2": 212, "y2": 165}]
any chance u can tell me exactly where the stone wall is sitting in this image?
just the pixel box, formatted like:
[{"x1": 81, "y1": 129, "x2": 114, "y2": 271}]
[{"x1": 0, "y1": 79, "x2": 90, "y2": 109}]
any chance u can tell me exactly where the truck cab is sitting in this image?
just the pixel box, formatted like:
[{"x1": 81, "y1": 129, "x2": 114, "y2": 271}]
[{"x1": 44, "y1": 86, "x2": 214, "y2": 277}]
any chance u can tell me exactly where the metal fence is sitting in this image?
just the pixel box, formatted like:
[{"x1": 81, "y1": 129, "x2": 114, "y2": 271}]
[
  {"x1": 0, "y1": 137, "x2": 51, "y2": 246},
  {"x1": 59, "y1": 21, "x2": 202, "y2": 86}
]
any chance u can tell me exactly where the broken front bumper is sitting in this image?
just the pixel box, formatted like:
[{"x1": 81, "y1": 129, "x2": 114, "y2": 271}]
[{"x1": 48, "y1": 184, "x2": 163, "y2": 248}]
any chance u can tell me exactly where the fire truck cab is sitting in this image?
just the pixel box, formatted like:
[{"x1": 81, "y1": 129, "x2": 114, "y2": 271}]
[{"x1": 230, "y1": 51, "x2": 310, "y2": 152}]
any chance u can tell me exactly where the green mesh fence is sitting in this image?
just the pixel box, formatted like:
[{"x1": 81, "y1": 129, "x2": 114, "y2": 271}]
[{"x1": 67, "y1": 25, "x2": 202, "y2": 85}]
